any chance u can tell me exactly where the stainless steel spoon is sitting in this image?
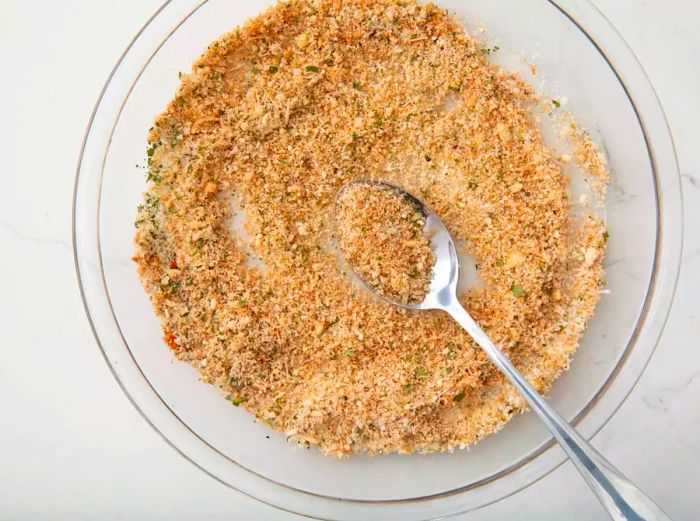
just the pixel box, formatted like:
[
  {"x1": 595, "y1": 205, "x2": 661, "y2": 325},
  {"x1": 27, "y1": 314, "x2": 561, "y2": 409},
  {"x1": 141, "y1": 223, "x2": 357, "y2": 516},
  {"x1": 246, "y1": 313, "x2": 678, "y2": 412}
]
[{"x1": 338, "y1": 180, "x2": 670, "y2": 521}]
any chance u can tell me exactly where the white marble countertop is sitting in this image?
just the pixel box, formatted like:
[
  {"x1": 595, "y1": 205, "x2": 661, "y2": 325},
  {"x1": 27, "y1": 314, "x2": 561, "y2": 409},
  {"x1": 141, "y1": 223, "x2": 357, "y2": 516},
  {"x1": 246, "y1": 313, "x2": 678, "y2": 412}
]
[{"x1": 1, "y1": 1, "x2": 698, "y2": 519}]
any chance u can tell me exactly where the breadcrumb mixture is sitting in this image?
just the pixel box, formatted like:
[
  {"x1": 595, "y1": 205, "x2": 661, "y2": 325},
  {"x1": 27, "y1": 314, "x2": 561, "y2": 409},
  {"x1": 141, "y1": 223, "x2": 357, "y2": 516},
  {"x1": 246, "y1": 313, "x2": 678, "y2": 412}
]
[
  {"x1": 134, "y1": 0, "x2": 607, "y2": 457},
  {"x1": 336, "y1": 182, "x2": 434, "y2": 304}
]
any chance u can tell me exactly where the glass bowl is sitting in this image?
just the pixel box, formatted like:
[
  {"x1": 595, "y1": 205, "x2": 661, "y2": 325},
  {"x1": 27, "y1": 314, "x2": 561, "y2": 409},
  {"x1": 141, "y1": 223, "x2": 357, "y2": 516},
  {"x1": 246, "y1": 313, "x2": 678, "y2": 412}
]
[{"x1": 73, "y1": 1, "x2": 682, "y2": 519}]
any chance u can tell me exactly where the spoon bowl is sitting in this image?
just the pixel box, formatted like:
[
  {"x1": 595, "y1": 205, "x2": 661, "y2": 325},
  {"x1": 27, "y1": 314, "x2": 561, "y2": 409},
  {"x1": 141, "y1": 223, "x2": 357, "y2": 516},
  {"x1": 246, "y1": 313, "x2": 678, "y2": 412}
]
[{"x1": 336, "y1": 179, "x2": 460, "y2": 311}]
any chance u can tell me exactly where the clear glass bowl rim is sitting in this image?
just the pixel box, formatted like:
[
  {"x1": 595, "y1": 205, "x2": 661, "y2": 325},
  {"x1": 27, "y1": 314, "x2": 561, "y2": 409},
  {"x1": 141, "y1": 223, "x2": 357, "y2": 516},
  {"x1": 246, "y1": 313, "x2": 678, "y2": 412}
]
[{"x1": 72, "y1": 1, "x2": 683, "y2": 519}]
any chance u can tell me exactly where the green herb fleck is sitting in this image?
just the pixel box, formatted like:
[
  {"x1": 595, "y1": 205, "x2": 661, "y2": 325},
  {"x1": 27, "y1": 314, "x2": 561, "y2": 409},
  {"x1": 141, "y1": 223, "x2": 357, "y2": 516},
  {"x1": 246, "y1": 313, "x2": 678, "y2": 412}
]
[
  {"x1": 415, "y1": 368, "x2": 429, "y2": 379},
  {"x1": 446, "y1": 343, "x2": 457, "y2": 360},
  {"x1": 146, "y1": 141, "x2": 160, "y2": 158},
  {"x1": 143, "y1": 192, "x2": 160, "y2": 210},
  {"x1": 162, "y1": 280, "x2": 181, "y2": 293},
  {"x1": 577, "y1": 295, "x2": 585, "y2": 301},
  {"x1": 510, "y1": 284, "x2": 526, "y2": 298},
  {"x1": 352, "y1": 81, "x2": 362, "y2": 90},
  {"x1": 345, "y1": 349, "x2": 356, "y2": 358},
  {"x1": 448, "y1": 83, "x2": 461, "y2": 92},
  {"x1": 305, "y1": 65, "x2": 321, "y2": 73},
  {"x1": 468, "y1": 179, "x2": 478, "y2": 190},
  {"x1": 552, "y1": 99, "x2": 561, "y2": 108},
  {"x1": 603, "y1": 231, "x2": 610, "y2": 242},
  {"x1": 176, "y1": 96, "x2": 185, "y2": 106},
  {"x1": 420, "y1": 188, "x2": 430, "y2": 199},
  {"x1": 453, "y1": 390, "x2": 466, "y2": 402},
  {"x1": 231, "y1": 396, "x2": 244, "y2": 406},
  {"x1": 146, "y1": 171, "x2": 162, "y2": 184},
  {"x1": 269, "y1": 65, "x2": 279, "y2": 74}
]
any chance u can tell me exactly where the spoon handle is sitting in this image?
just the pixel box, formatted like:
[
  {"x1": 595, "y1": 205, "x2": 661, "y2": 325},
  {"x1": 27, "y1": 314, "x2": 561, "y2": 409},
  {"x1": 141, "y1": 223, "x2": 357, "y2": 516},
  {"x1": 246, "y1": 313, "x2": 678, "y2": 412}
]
[{"x1": 446, "y1": 302, "x2": 671, "y2": 521}]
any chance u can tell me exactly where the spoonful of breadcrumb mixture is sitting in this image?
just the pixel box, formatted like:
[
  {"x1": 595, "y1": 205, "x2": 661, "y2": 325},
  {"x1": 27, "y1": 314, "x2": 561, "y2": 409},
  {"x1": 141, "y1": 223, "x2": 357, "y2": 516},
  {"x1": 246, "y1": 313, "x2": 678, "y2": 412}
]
[{"x1": 336, "y1": 181, "x2": 435, "y2": 305}]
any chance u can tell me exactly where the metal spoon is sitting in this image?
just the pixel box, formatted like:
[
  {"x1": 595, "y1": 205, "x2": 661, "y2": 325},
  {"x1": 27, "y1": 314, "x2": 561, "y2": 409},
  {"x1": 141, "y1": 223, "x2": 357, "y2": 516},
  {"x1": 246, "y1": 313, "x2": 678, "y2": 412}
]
[{"x1": 338, "y1": 180, "x2": 670, "y2": 521}]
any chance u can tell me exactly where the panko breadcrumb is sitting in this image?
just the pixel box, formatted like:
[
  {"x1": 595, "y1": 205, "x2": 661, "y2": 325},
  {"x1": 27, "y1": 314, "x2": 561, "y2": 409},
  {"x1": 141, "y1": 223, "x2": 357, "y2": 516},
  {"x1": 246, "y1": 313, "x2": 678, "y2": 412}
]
[
  {"x1": 133, "y1": 0, "x2": 607, "y2": 457},
  {"x1": 336, "y1": 182, "x2": 434, "y2": 304}
]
